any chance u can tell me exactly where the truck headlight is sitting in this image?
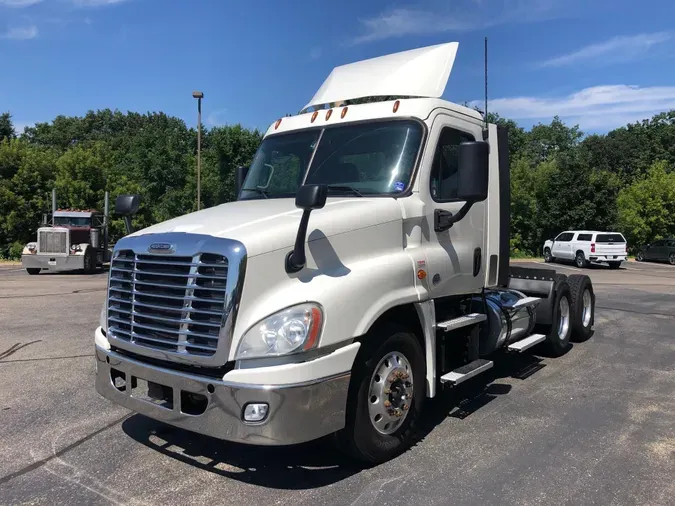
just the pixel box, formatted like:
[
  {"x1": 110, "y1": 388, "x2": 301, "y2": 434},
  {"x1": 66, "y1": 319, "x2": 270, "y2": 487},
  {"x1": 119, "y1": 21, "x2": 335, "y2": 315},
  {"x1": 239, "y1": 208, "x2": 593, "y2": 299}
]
[{"x1": 235, "y1": 303, "x2": 323, "y2": 360}]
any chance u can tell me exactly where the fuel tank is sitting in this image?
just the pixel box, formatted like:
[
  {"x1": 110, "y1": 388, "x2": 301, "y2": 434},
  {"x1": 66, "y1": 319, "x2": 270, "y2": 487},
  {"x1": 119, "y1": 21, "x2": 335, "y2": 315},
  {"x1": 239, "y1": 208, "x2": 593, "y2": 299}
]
[{"x1": 463, "y1": 289, "x2": 537, "y2": 356}]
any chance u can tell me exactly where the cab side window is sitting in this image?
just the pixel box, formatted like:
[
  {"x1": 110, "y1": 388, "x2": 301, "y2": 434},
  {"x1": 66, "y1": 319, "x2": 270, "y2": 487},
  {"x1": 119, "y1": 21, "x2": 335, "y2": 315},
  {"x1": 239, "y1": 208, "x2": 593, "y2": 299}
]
[
  {"x1": 555, "y1": 232, "x2": 573, "y2": 241},
  {"x1": 430, "y1": 127, "x2": 475, "y2": 202}
]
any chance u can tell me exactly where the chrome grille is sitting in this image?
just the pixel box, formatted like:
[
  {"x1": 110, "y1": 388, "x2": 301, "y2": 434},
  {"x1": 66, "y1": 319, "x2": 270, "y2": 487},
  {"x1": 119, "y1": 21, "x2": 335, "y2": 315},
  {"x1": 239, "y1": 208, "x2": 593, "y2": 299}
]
[
  {"x1": 38, "y1": 229, "x2": 68, "y2": 254},
  {"x1": 107, "y1": 250, "x2": 229, "y2": 357}
]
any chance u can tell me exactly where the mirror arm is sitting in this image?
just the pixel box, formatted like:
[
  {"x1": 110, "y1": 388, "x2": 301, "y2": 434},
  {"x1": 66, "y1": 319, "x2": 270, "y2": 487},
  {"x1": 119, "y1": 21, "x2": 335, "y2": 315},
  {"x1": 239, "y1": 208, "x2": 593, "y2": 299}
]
[
  {"x1": 285, "y1": 209, "x2": 312, "y2": 273},
  {"x1": 123, "y1": 216, "x2": 134, "y2": 235},
  {"x1": 434, "y1": 202, "x2": 474, "y2": 232}
]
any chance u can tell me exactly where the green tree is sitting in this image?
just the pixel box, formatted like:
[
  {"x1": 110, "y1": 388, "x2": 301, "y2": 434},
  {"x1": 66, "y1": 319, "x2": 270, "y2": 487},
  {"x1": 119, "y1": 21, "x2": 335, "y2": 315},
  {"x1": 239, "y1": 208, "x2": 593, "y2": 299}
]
[{"x1": 617, "y1": 160, "x2": 675, "y2": 248}]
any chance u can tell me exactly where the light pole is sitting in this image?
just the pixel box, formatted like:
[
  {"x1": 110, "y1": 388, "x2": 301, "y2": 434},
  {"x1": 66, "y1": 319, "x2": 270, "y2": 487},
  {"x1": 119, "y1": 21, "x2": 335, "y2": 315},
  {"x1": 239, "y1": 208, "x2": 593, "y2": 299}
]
[{"x1": 192, "y1": 90, "x2": 204, "y2": 211}]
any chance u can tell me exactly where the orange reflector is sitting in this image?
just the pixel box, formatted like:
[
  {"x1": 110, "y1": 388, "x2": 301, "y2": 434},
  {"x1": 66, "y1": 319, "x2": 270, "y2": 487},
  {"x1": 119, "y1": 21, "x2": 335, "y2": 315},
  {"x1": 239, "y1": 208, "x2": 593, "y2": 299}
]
[
  {"x1": 341, "y1": 107, "x2": 348, "y2": 118},
  {"x1": 417, "y1": 269, "x2": 427, "y2": 280},
  {"x1": 274, "y1": 118, "x2": 282, "y2": 129},
  {"x1": 311, "y1": 111, "x2": 318, "y2": 123},
  {"x1": 325, "y1": 109, "x2": 333, "y2": 120},
  {"x1": 393, "y1": 100, "x2": 400, "y2": 113},
  {"x1": 303, "y1": 307, "x2": 323, "y2": 351}
]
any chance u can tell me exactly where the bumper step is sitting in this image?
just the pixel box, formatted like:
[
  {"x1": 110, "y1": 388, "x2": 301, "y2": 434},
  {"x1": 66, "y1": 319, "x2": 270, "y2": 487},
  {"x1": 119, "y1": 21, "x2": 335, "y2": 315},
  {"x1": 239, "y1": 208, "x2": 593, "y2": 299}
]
[
  {"x1": 440, "y1": 359, "x2": 494, "y2": 386},
  {"x1": 507, "y1": 333, "x2": 546, "y2": 353},
  {"x1": 437, "y1": 313, "x2": 486, "y2": 332}
]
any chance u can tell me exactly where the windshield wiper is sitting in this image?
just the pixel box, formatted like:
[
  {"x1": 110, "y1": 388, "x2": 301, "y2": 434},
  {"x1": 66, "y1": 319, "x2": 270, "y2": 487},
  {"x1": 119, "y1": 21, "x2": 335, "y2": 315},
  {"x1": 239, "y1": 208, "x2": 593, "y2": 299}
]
[
  {"x1": 241, "y1": 187, "x2": 269, "y2": 199},
  {"x1": 326, "y1": 185, "x2": 364, "y2": 197}
]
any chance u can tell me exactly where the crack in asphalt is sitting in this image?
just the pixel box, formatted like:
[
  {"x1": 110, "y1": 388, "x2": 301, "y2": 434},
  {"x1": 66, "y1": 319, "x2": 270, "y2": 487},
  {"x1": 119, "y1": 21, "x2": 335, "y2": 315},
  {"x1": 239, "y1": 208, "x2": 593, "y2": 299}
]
[
  {"x1": 0, "y1": 354, "x2": 94, "y2": 364},
  {"x1": 596, "y1": 305, "x2": 675, "y2": 318},
  {"x1": 0, "y1": 413, "x2": 131, "y2": 486},
  {"x1": 0, "y1": 288, "x2": 105, "y2": 299},
  {"x1": 0, "y1": 341, "x2": 42, "y2": 360}
]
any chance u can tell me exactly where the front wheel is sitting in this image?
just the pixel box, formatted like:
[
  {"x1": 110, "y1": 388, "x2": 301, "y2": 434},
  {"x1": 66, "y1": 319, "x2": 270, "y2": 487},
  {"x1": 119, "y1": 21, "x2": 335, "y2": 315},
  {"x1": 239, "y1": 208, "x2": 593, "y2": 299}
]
[
  {"x1": 335, "y1": 324, "x2": 425, "y2": 464},
  {"x1": 636, "y1": 251, "x2": 644, "y2": 262},
  {"x1": 544, "y1": 248, "x2": 554, "y2": 263},
  {"x1": 669, "y1": 253, "x2": 675, "y2": 266}
]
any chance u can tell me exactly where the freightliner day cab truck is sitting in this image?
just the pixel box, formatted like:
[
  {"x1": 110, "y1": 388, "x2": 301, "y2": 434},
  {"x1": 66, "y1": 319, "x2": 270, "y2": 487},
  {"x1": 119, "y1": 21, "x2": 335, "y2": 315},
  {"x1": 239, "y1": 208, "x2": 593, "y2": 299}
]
[{"x1": 95, "y1": 42, "x2": 596, "y2": 464}]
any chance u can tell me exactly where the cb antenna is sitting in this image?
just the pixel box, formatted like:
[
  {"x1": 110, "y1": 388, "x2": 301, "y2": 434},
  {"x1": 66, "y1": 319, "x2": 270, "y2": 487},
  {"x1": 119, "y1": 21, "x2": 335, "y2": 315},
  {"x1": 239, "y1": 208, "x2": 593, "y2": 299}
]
[{"x1": 483, "y1": 36, "x2": 489, "y2": 139}]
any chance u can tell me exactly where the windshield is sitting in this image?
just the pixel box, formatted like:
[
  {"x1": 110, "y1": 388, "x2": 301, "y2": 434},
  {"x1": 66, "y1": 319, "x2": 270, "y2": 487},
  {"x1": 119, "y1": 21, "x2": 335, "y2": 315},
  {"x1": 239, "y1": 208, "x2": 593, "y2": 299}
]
[
  {"x1": 239, "y1": 120, "x2": 423, "y2": 200},
  {"x1": 53, "y1": 217, "x2": 91, "y2": 227}
]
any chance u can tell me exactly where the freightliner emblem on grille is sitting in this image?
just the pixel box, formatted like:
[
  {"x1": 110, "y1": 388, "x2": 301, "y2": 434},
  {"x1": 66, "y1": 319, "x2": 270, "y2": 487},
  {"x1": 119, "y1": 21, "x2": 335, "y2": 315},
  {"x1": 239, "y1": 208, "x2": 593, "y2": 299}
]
[{"x1": 148, "y1": 243, "x2": 175, "y2": 254}]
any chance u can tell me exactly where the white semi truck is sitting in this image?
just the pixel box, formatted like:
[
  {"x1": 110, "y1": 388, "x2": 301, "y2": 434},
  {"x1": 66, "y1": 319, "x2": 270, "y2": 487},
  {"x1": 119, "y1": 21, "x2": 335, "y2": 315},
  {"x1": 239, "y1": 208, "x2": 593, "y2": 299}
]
[{"x1": 95, "y1": 42, "x2": 596, "y2": 464}]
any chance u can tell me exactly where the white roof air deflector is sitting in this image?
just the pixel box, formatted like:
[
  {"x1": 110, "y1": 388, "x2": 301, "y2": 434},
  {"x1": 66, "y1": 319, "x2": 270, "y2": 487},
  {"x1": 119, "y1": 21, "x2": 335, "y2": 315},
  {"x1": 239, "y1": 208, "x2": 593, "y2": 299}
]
[{"x1": 304, "y1": 42, "x2": 459, "y2": 111}]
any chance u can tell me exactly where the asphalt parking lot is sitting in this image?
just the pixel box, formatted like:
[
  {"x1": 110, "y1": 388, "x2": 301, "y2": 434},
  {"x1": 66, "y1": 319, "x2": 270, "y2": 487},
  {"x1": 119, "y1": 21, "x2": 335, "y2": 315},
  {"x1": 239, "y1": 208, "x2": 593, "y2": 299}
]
[{"x1": 1, "y1": 259, "x2": 674, "y2": 505}]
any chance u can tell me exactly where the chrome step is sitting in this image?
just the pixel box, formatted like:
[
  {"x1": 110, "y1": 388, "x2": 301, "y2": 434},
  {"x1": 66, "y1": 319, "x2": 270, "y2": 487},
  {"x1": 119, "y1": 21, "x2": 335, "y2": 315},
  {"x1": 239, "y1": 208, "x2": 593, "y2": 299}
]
[
  {"x1": 502, "y1": 297, "x2": 541, "y2": 311},
  {"x1": 507, "y1": 333, "x2": 546, "y2": 353},
  {"x1": 440, "y1": 359, "x2": 494, "y2": 386},
  {"x1": 437, "y1": 313, "x2": 486, "y2": 332}
]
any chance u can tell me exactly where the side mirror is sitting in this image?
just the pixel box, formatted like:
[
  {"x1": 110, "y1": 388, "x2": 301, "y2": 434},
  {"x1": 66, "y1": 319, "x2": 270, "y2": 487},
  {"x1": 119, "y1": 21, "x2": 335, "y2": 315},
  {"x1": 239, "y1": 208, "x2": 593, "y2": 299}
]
[
  {"x1": 235, "y1": 166, "x2": 249, "y2": 196},
  {"x1": 114, "y1": 194, "x2": 141, "y2": 216},
  {"x1": 115, "y1": 194, "x2": 141, "y2": 235},
  {"x1": 295, "y1": 183, "x2": 327, "y2": 210},
  {"x1": 456, "y1": 141, "x2": 489, "y2": 202},
  {"x1": 285, "y1": 184, "x2": 328, "y2": 273}
]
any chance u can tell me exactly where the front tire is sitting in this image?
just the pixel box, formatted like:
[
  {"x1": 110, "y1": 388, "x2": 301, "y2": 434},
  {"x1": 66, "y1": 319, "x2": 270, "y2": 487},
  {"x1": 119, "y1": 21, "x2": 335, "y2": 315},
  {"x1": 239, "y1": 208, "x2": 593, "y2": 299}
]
[
  {"x1": 544, "y1": 278, "x2": 573, "y2": 357},
  {"x1": 544, "y1": 248, "x2": 554, "y2": 263},
  {"x1": 83, "y1": 249, "x2": 96, "y2": 273},
  {"x1": 636, "y1": 251, "x2": 644, "y2": 262},
  {"x1": 669, "y1": 253, "x2": 675, "y2": 266},
  {"x1": 567, "y1": 274, "x2": 594, "y2": 342},
  {"x1": 336, "y1": 324, "x2": 425, "y2": 464},
  {"x1": 26, "y1": 268, "x2": 40, "y2": 275}
]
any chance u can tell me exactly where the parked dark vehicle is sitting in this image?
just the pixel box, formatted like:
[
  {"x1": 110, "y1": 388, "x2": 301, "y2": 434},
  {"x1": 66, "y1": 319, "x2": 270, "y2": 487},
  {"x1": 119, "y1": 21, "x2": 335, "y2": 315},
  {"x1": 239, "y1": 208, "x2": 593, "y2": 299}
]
[{"x1": 636, "y1": 238, "x2": 675, "y2": 265}]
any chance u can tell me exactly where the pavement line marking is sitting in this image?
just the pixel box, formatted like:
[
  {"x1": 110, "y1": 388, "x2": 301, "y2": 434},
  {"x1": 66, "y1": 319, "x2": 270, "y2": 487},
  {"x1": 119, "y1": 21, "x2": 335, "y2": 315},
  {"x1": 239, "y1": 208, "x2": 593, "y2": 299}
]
[
  {"x1": 0, "y1": 413, "x2": 131, "y2": 486},
  {"x1": 535, "y1": 261, "x2": 581, "y2": 271}
]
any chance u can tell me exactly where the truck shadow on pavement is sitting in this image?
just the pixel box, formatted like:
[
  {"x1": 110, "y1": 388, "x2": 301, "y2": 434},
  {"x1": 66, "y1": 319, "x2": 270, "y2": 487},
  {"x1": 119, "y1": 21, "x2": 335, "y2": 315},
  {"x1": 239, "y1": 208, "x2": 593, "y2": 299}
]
[{"x1": 120, "y1": 350, "x2": 555, "y2": 489}]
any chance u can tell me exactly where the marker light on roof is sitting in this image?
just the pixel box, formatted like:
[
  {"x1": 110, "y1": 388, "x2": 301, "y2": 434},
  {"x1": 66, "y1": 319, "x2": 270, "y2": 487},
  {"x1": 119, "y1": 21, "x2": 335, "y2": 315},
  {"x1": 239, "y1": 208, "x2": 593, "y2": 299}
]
[
  {"x1": 311, "y1": 111, "x2": 318, "y2": 123},
  {"x1": 393, "y1": 100, "x2": 400, "y2": 113},
  {"x1": 274, "y1": 118, "x2": 282, "y2": 130},
  {"x1": 325, "y1": 109, "x2": 332, "y2": 121},
  {"x1": 341, "y1": 107, "x2": 348, "y2": 118}
]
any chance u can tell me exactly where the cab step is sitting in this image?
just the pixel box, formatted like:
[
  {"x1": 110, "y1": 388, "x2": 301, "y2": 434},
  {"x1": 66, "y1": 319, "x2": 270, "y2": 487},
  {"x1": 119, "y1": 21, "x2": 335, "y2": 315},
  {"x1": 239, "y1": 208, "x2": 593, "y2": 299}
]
[
  {"x1": 440, "y1": 359, "x2": 494, "y2": 386},
  {"x1": 507, "y1": 333, "x2": 546, "y2": 353},
  {"x1": 502, "y1": 296, "x2": 541, "y2": 311},
  {"x1": 436, "y1": 313, "x2": 486, "y2": 332}
]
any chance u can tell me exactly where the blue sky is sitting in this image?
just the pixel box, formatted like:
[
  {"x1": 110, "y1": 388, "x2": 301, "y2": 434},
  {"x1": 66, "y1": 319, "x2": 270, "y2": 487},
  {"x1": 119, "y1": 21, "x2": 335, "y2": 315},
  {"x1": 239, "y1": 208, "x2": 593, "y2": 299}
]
[{"x1": 2, "y1": 0, "x2": 675, "y2": 135}]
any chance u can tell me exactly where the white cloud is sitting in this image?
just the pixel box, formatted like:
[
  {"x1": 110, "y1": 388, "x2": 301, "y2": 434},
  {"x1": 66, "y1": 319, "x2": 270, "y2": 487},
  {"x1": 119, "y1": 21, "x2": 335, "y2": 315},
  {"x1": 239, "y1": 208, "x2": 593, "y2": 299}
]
[
  {"x1": 206, "y1": 109, "x2": 228, "y2": 127},
  {"x1": 541, "y1": 32, "x2": 672, "y2": 68},
  {"x1": 348, "y1": 0, "x2": 571, "y2": 45},
  {"x1": 0, "y1": 0, "x2": 42, "y2": 7},
  {"x1": 1, "y1": 24, "x2": 38, "y2": 39},
  {"x1": 309, "y1": 47, "x2": 322, "y2": 60},
  {"x1": 472, "y1": 85, "x2": 675, "y2": 131},
  {"x1": 71, "y1": 0, "x2": 130, "y2": 6}
]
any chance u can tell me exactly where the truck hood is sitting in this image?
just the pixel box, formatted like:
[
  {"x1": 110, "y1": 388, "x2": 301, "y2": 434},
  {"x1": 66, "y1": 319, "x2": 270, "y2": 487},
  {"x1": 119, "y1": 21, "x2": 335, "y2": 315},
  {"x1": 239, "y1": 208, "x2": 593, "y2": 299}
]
[{"x1": 130, "y1": 197, "x2": 404, "y2": 257}]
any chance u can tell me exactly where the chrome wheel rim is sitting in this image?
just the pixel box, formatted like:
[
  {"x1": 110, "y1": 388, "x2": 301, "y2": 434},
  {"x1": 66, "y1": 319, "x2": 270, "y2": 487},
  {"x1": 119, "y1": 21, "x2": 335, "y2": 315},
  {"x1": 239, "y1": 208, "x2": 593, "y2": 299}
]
[
  {"x1": 582, "y1": 289, "x2": 592, "y2": 327},
  {"x1": 558, "y1": 296, "x2": 570, "y2": 340},
  {"x1": 367, "y1": 351, "x2": 414, "y2": 435},
  {"x1": 637, "y1": 252, "x2": 643, "y2": 261}
]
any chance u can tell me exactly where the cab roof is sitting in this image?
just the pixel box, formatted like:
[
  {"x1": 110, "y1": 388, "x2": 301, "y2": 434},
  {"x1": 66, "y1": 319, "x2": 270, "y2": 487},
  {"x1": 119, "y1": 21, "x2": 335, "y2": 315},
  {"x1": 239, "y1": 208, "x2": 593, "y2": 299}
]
[
  {"x1": 264, "y1": 41, "x2": 484, "y2": 137},
  {"x1": 54, "y1": 210, "x2": 96, "y2": 218}
]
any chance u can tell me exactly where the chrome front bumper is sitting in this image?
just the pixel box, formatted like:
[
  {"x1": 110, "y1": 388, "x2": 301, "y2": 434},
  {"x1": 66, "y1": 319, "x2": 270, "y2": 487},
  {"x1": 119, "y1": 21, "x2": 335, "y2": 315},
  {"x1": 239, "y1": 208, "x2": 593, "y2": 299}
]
[
  {"x1": 95, "y1": 346, "x2": 351, "y2": 445},
  {"x1": 21, "y1": 254, "x2": 84, "y2": 271}
]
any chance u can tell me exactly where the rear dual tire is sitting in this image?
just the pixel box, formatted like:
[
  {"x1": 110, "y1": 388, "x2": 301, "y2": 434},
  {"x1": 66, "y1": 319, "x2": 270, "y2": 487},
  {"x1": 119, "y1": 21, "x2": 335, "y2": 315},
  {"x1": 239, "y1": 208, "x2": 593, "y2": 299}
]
[{"x1": 567, "y1": 274, "x2": 595, "y2": 342}]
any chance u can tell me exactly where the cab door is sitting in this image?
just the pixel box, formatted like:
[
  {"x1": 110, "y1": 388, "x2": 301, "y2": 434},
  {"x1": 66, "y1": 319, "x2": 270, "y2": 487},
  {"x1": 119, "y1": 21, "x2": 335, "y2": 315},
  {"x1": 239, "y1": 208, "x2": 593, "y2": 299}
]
[
  {"x1": 419, "y1": 113, "x2": 486, "y2": 297},
  {"x1": 552, "y1": 232, "x2": 573, "y2": 259}
]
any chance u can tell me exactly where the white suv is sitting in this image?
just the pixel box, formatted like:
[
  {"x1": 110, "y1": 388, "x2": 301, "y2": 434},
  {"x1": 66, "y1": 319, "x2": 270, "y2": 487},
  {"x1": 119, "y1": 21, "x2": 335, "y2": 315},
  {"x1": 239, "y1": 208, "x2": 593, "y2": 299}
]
[{"x1": 543, "y1": 230, "x2": 628, "y2": 269}]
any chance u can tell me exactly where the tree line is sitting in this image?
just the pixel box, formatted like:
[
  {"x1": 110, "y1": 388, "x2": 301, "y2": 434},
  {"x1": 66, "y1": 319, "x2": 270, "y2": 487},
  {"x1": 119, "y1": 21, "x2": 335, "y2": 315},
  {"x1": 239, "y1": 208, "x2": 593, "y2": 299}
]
[{"x1": 1, "y1": 107, "x2": 675, "y2": 259}]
